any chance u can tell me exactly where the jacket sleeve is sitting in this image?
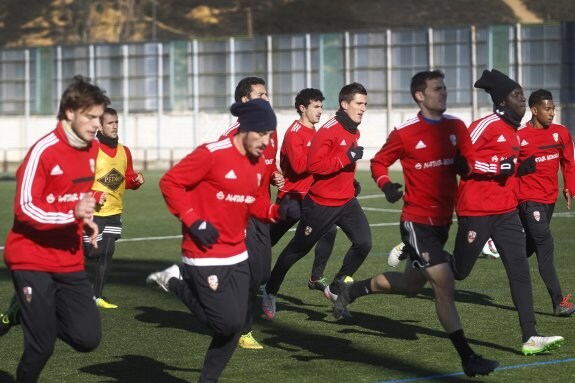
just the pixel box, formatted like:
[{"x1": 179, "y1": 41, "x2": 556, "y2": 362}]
[
  {"x1": 307, "y1": 129, "x2": 351, "y2": 175},
  {"x1": 159, "y1": 146, "x2": 212, "y2": 228},
  {"x1": 560, "y1": 128, "x2": 575, "y2": 193},
  {"x1": 123, "y1": 146, "x2": 142, "y2": 190},
  {"x1": 370, "y1": 129, "x2": 404, "y2": 188},
  {"x1": 283, "y1": 130, "x2": 308, "y2": 175},
  {"x1": 455, "y1": 121, "x2": 475, "y2": 177},
  {"x1": 14, "y1": 150, "x2": 80, "y2": 231}
]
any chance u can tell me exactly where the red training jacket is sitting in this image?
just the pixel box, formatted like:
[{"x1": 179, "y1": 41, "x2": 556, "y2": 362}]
[
  {"x1": 517, "y1": 121, "x2": 575, "y2": 204},
  {"x1": 456, "y1": 113, "x2": 520, "y2": 216},
  {"x1": 307, "y1": 117, "x2": 360, "y2": 206},
  {"x1": 277, "y1": 120, "x2": 316, "y2": 201},
  {"x1": 4, "y1": 122, "x2": 98, "y2": 272},
  {"x1": 159, "y1": 137, "x2": 280, "y2": 266},
  {"x1": 371, "y1": 113, "x2": 474, "y2": 226}
]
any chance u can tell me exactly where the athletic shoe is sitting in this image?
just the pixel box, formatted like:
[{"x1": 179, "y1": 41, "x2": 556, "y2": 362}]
[
  {"x1": 238, "y1": 331, "x2": 263, "y2": 349},
  {"x1": 325, "y1": 279, "x2": 352, "y2": 319},
  {"x1": 96, "y1": 297, "x2": 118, "y2": 309},
  {"x1": 0, "y1": 295, "x2": 20, "y2": 337},
  {"x1": 481, "y1": 238, "x2": 500, "y2": 259},
  {"x1": 307, "y1": 277, "x2": 328, "y2": 291},
  {"x1": 554, "y1": 293, "x2": 575, "y2": 317},
  {"x1": 462, "y1": 354, "x2": 499, "y2": 377},
  {"x1": 262, "y1": 286, "x2": 277, "y2": 319},
  {"x1": 145, "y1": 264, "x2": 181, "y2": 292},
  {"x1": 522, "y1": 335, "x2": 565, "y2": 355},
  {"x1": 388, "y1": 243, "x2": 406, "y2": 267},
  {"x1": 333, "y1": 280, "x2": 352, "y2": 320}
]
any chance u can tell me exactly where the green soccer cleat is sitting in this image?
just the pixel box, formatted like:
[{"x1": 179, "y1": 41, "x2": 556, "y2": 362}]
[
  {"x1": 307, "y1": 277, "x2": 328, "y2": 291},
  {"x1": 96, "y1": 297, "x2": 118, "y2": 309}
]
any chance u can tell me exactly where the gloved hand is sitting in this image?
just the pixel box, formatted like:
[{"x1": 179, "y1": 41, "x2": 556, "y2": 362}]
[
  {"x1": 499, "y1": 155, "x2": 516, "y2": 176},
  {"x1": 346, "y1": 143, "x2": 364, "y2": 163},
  {"x1": 189, "y1": 219, "x2": 219, "y2": 248},
  {"x1": 516, "y1": 156, "x2": 536, "y2": 176},
  {"x1": 454, "y1": 151, "x2": 470, "y2": 177},
  {"x1": 279, "y1": 195, "x2": 301, "y2": 221},
  {"x1": 353, "y1": 179, "x2": 361, "y2": 197},
  {"x1": 382, "y1": 182, "x2": 403, "y2": 203}
]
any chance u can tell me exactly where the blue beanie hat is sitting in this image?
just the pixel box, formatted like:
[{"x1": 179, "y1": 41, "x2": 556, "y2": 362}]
[
  {"x1": 474, "y1": 69, "x2": 521, "y2": 106},
  {"x1": 230, "y1": 99, "x2": 277, "y2": 132}
]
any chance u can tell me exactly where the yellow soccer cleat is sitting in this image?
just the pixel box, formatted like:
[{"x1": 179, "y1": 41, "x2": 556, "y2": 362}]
[
  {"x1": 238, "y1": 331, "x2": 263, "y2": 349},
  {"x1": 96, "y1": 297, "x2": 118, "y2": 309}
]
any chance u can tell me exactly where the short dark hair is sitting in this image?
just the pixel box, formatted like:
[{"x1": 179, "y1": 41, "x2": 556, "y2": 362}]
[
  {"x1": 338, "y1": 82, "x2": 367, "y2": 105},
  {"x1": 100, "y1": 107, "x2": 118, "y2": 125},
  {"x1": 410, "y1": 70, "x2": 445, "y2": 102},
  {"x1": 294, "y1": 88, "x2": 324, "y2": 115},
  {"x1": 234, "y1": 76, "x2": 266, "y2": 102},
  {"x1": 528, "y1": 89, "x2": 553, "y2": 108},
  {"x1": 57, "y1": 75, "x2": 110, "y2": 120}
]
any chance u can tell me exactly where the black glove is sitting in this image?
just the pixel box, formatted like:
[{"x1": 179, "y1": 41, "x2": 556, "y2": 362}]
[
  {"x1": 189, "y1": 219, "x2": 219, "y2": 248},
  {"x1": 346, "y1": 143, "x2": 364, "y2": 163},
  {"x1": 382, "y1": 182, "x2": 403, "y2": 203},
  {"x1": 499, "y1": 155, "x2": 516, "y2": 176},
  {"x1": 517, "y1": 156, "x2": 536, "y2": 176},
  {"x1": 279, "y1": 195, "x2": 301, "y2": 221},
  {"x1": 454, "y1": 151, "x2": 470, "y2": 177},
  {"x1": 353, "y1": 179, "x2": 361, "y2": 197}
]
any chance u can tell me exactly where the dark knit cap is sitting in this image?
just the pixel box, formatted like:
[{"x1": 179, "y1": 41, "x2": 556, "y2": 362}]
[
  {"x1": 474, "y1": 69, "x2": 521, "y2": 106},
  {"x1": 230, "y1": 99, "x2": 277, "y2": 132}
]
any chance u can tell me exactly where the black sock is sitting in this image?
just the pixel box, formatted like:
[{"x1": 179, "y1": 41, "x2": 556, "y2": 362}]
[
  {"x1": 348, "y1": 278, "x2": 372, "y2": 302},
  {"x1": 448, "y1": 329, "x2": 475, "y2": 362}
]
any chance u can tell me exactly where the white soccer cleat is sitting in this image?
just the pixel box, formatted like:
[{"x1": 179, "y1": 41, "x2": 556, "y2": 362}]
[
  {"x1": 481, "y1": 238, "x2": 500, "y2": 259},
  {"x1": 388, "y1": 243, "x2": 406, "y2": 267},
  {"x1": 522, "y1": 335, "x2": 564, "y2": 355},
  {"x1": 145, "y1": 264, "x2": 181, "y2": 292}
]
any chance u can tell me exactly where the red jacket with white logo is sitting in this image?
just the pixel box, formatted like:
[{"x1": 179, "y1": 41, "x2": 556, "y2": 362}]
[
  {"x1": 517, "y1": 122, "x2": 575, "y2": 204},
  {"x1": 4, "y1": 122, "x2": 98, "y2": 272},
  {"x1": 159, "y1": 137, "x2": 280, "y2": 266},
  {"x1": 456, "y1": 113, "x2": 520, "y2": 216},
  {"x1": 277, "y1": 120, "x2": 316, "y2": 201},
  {"x1": 306, "y1": 117, "x2": 360, "y2": 206},
  {"x1": 220, "y1": 121, "x2": 279, "y2": 189},
  {"x1": 371, "y1": 113, "x2": 473, "y2": 226}
]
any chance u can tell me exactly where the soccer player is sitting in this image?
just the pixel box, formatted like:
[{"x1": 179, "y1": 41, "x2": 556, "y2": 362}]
[
  {"x1": 145, "y1": 99, "x2": 300, "y2": 383},
  {"x1": 2, "y1": 75, "x2": 109, "y2": 382},
  {"x1": 516, "y1": 89, "x2": 575, "y2": 316},
  {"x1": 262, "y1": 82, "x2": 371, "y2": 319},
  {"x1": 83, "y1": 107, "x2": 145, "y2": 309},
  {"x1": 218, "y1": 76, "x2": 283, "y2": 349},
  {"x1": 270, "y1": 88, "x2": 338, "y2": 292},
  {"x1": 333, "y1": 70, "x2": 498, "y2": 377},
  {"x1": 452, "y1": 69, "x2": 564, "y2": 355}
]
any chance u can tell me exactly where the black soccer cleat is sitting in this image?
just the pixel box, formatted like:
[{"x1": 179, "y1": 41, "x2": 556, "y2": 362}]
[{"x1": 462, "y1": 354, "x2": 499, "y2": 377}]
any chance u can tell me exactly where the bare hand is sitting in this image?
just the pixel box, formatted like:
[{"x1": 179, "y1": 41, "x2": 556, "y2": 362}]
[
  {"x1": 564, "y1": 189, "x2": 571, "y2": 210},
  {"x1": 272, "y1": 171, "x2": 285, "y2": 189},
  {"x1": 133, "y1": 172, "x2": 145, "y2": 185},
  {"x1": 83, "y1": 218, "x2": 99, "y2": 249},
  {"x1": 75, "y1": 194, "x2": 96, "y2": 219}
]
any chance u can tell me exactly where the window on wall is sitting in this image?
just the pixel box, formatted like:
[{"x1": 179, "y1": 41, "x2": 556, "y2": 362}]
[
  {"x1": 0, "y1": 50, "x2": 28, "y2": 114},
  {"x1": 272, "y1": 35, "x2": 308, "y2": 109},
  {"x1": 95, "y1": 44, "x2": 125, "y2": 108},
  {"x1": 390, "y1": 29, "x2": 428, "y2": 106},
  {"x1": 196, "y1": 39, "x2": 229, "y2": 111},
  {"x1": 349, "y1": 32, "x2": 387, "y2": 108},
  {"x1": 433, "y1": 27, "x2": 472, "y2": 105},
  {"x1": 234, "y1": 37, "x2": 268, "y2": 104},
  {"x1": 520, "y1": 24, "x2": 561, "y2": 101}
]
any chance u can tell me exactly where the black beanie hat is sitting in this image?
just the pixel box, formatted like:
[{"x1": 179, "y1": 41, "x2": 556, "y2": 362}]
[
  {"x1": 230, "y1": 99, "x2": 277, "y2": 132},
  {"x1": 474, "y1": 69, "x2": 521, "y2": 106}
]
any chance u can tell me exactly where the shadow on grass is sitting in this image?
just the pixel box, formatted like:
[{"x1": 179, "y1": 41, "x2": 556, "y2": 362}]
[
  {"x1": 133, "y1": 306, "x2": 210, "y2": 336},
  {"x1": 79, "y1": 354, "x2": 197, "y2": 383},
  {"x1": 0, "y1": 370, "x2": 15, "y2": 383}
]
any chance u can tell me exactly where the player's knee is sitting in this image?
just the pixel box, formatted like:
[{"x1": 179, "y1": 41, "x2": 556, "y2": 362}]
[{"x1": 72, "y1": 331, "x2": 101, "y2": 352}]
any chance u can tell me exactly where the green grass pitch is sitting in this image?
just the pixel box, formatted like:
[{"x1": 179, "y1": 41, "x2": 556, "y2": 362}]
[{"x1": 0, "y1": 170, "x2": 574, "y2": 382}]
